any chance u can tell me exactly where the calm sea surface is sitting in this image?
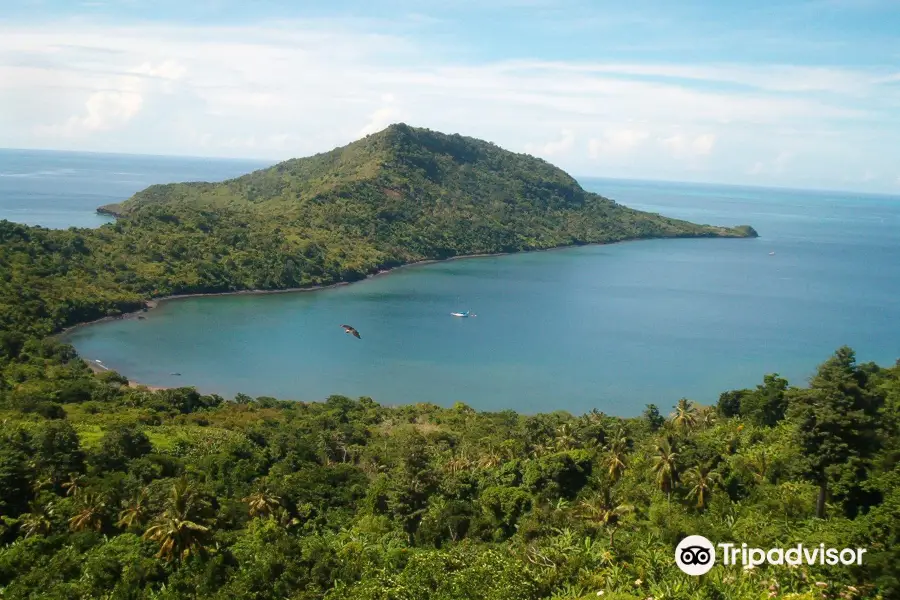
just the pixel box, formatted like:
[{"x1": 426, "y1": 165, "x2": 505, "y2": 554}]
[
  {"x1": 4, "y1": 150, "x2": 899, "y2": 416},
  {"x1": 0, "y1": 148, "x2": 266, "y2": 228}
]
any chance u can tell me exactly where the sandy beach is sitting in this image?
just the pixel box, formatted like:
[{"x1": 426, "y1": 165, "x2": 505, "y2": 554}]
[{"x1": 83, "y1": 358, "x2": 170, "y2": 391}]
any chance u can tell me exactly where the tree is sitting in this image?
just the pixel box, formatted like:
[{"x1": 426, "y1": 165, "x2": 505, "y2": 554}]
[
  {"x1": 651, "y1": 438, "x2": 679, "y2": 498},
  {"x1": 671, "y1": 398, "x2": 697, "y2": 431},
  {"x1": 0, "y1": 429, "x2": 31, "y2": 516},
  {"x1": 643, "y1": 404, "x2": 665, "y2": 431},
  {"x1": 578, "y1": 494, "x2": 634, "y2": 548},
  {"x1": 739, "y1": 446, "x2": 773, "y2": 485},
  {"x1": 696, "y1": 406, "x2": 717, "y2": 429},
  {"x1": 69, "y1": 493, "x2": 106, "y2": 532},
  {"x1": 684, "y1": 463, "x2": 722, "y2": 510},
  {"x1": 19, "y1": 501, "x2": 54, "y2": 538},
  {"x1": 117, "y1": 488, "x2": 150, "y2": 531},
  {"x1": 717, "y1": 390, "x2": 747, "y2": 418},
  {"x1": 554, "y1": 423, "x2": 578, "y2": 451},
  {"x1": 33, "y1": 421, "x2": 84, "y2": 484},
  {"x1": 143, "y1": 476, "x2": 211, "y2": 561},
  {"x1": 242, "y1": 488, "x2": 282, "y2": 519},
  {"x1": 92, "y1": 425, "x2": 153, "y2": 472},
  {"x1": 788, "y1": 346, "x2": 881, "y2": 518},
  {"x1": 62, "y1": 473, "x2": 86, "y2": 498},
  {"x1": 741, "y1": 374, "x2": 790, "y2": 427},
  {"x1": 604, "y1": 427, "x2": 629, "y2": 483}
]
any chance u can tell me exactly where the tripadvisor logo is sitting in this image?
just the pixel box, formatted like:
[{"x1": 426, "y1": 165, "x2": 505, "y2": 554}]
[
  {"x1": 675, "y1": 535, "x2": 716, "y2": 575},
  {"x1": 675, "y1": 535, "x2": 868, "y2": 576}
]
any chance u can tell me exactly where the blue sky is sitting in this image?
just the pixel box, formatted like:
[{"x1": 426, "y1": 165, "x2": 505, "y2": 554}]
[{"x1": 2, "y1": 0, "x2": 899, "y2": 192}]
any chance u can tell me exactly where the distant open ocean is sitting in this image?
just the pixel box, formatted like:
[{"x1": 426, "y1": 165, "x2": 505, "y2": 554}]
[
  {"x1": 0, "y1": 148, "x2": 267, "y2": 228},
  {"x1": 4, "y1": 148, "x2": 899, "y2": 415}
]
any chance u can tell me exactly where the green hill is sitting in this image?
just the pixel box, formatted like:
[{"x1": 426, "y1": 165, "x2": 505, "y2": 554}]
[
  {"x1": 102, "y1": 124, "x2": 756, "y2": 259},
  {"x1": 0, "y1": 124, "x2": 755, "y2": 336}
]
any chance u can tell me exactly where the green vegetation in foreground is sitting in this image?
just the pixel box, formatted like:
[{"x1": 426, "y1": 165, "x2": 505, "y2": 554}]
[
  {"x1": 0, "y1": 339, "x2": 898, "y2": 599},
  {"x1": 0, "y1": 123, "x2": 755, "y2": 337}
]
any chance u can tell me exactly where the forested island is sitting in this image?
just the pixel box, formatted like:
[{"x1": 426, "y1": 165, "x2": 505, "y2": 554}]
[
  {"x1": 0, "y1": 124, "x2": 755, "y2": 338},
  {"x1": 3, "y1": 125, "x2": 897, "y2": 599}
]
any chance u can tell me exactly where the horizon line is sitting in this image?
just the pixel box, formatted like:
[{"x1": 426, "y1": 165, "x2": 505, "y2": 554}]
[{"x1": 1, "y1": 145, "x2": 898, "y2": 199}]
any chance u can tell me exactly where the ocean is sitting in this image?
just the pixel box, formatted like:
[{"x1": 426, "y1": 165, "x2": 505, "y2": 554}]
[
  {"x1": 0, "y1": 148, "x2": 267, "y2": 228},
  {"x1": 4, "y1": 149, "x2": 899, "y2": 416}
]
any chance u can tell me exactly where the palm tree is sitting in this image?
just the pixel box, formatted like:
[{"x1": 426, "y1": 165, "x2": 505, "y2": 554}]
[
  {"x1": 19, "y1": 502, "x2": 54, "y2": 538},
  {"x1": 530, "y1": 442, "x2": 551, "y2": 458},
  {"x1": 143, "y1": 476, "x2": 210, "y2": 562},
  {"x1": 62, "y1": 473, "x2": 85, "y2": 498},
  {"x1": 651, "y1": 439, "x2": 679, "y2": 498},
  {"x1": 671, "y1": 398, "x2": 697, "y2": 431},
  {"x1": 605, "y1": 428, "x2": 629, "y2": 483},
  {"x1": 242, "y1": 488, "x2": 282, "y2": 519},
  {"x1": 554, "y1": 423, "x2": 578, "y2": 451},
  {"x1": 587, "y1": 409, "x2": 607, "y2": 423},
  {"x1": 477, "y1": 448, "x2": 502, "y2": 469},
  {"x1": 274, "y1": 506, "x2": 302, "y2": 530},
  {"x1": 697, "y1": 406, "x2": 717, "y2": 429},
  {"x1": 579, "y1": 495, "x2": 634, "y2": 548},
  {"x1": 117, "y1": 488, "x2": 150, "y2": 530},
  {"x1": 30, "y1": 475, "x2": 53, "y2": 495},
  {"x1": 685, "y1": 464, "x2": 723, "y2": 510},
  {"x1": 741, "y1": 447, "x2": 771, "y2": 484},
  {"x1": 443, "y1": 453, "x2": 473, "y2": 475},
  {"x1": 68, "y1": 493, "x2": 106, "y2": 532}
]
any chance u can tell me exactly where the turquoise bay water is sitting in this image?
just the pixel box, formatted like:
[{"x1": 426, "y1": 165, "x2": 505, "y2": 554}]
[
  {"x1": 5, "y1": 150, "x2": 898, "y2": 416},
  {"x1": 0, "y1": 148, "x2": 266, "y2": 229}
]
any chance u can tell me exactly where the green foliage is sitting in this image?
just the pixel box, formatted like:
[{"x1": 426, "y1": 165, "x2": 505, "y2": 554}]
[
  {"x1": 0, "y1": 126, "x2": 892, "y2": 599},
  {"x1": 788, "y1": 347, "x2": 882, "y2": 518},
  {"x1": 0, "y1": 338, "x2": 895, "y2": 598}
]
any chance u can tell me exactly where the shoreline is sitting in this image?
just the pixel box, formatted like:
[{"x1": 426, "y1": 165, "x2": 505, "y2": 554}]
[
  {"x1": 57, "y1": 233, "x2": 757, "y2": 336},
  {"x1": 59, "y1": 250, "x2": 518, "y2": 390},
  {"x1": 59, "y1": 234, "x2": 757, "y2": 391},
  {"x1": 56, "y1": 248, "x2": 555, "y2": 338},
  {"x1": 56, "y1": 251, "x2": 508, "y2": 335},
  {"x1": 83, "y1": 359, "x2": 171, "y2": 391}
]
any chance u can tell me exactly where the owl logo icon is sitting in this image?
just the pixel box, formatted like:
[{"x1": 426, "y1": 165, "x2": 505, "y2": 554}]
[{"x1": 675, "y1": 535, "x2": 716, "y2": 575}]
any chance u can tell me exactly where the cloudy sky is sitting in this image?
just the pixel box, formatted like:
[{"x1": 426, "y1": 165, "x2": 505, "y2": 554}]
[{"x1": 2, "y1": 0, "x2": 899, "y2": 192}]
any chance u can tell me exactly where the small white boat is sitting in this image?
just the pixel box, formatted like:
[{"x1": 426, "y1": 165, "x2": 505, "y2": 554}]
[
  {"x1": 451, "y1": 310, "x2": 476, "y2": 318},
  {"x1": 769, "y1": 251, "x2": 776, "y2": 255}
]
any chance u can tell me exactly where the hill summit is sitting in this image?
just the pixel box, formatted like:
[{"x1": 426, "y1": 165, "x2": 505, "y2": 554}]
[{"x1": 100, "y1": 123, "x2": 756, "y2": 260}]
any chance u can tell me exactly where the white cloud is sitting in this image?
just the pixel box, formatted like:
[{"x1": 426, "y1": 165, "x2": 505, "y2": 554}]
[
  {"x1": 360, "y1": 106, "x2": 404, "y2": 137},
  {"x1": 132, "y1": 60, "x2": 187, "y2": 80},
  {"x1": 502, "y1": 61, "x2": 885, "y2": 96},
  {"x1": 660, "y1": 133, "x2": 716, "y2": 159},
  {"x1": 746, "y1": 150, "x2": 793, "y2": 176},
  {"x1": 773, "y1": 151, "x2": 793, "y2": 173},
  {"x1": 587, "y1": 128, "x2": 650, "y2": 159},
  {"x1": 525, "y1": 129, "x2": 575, "y2": 158},
  {"x1": 0, "y1": 19, "x2": 897, "y2": 191},
  {"x1": 37, "y1": 83, "x2": 143, "y2": 137},
  {"x1": 359, "y1": 93, "x2": 404, "y2": 137}
]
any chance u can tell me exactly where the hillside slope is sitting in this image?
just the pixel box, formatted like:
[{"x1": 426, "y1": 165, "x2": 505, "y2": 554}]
[
  {"x1": 102, "y1": 124, "x2": 756, "y2": 261},
  {"x1": 1, "y1": 124, "x2": 756, "y2": 336}
]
